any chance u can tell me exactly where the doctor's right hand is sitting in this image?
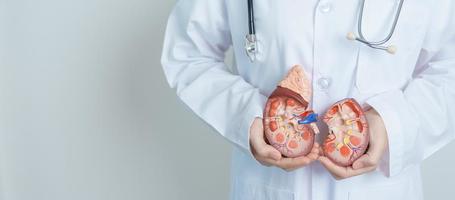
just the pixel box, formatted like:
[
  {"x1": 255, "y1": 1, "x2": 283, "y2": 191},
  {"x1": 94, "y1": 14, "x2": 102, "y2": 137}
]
[{"x1": 249, "y1": 117, "x2": 320, "y2": 171}]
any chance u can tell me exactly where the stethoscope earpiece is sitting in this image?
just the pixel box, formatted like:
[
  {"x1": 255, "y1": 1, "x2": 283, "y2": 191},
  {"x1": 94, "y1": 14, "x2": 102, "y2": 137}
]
[
  {"x1": 346, "y1": 32, "x2": 398, "y2": 55},
  {"x1": 346, "y1": 0, "x2": 404, "y2": 55},
  {"x1": 347, "y1": 32, "x2": 356, "y2": 41},
  {"x1": 386, "y1": 45, "x2": 397, "y2": 54}
]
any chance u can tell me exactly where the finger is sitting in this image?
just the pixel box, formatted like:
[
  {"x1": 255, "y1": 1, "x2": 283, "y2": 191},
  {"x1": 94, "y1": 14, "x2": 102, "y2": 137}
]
[
  {"x1": 250, "y1": 129, "x2": 282, "y2": 161},
  {"x1": 364, "y1": 142, "x2": 380, "y2": 161},
  {"x1": 318, "y1": 156, "x2": 346, "y2": 179},
  {"x1": 253, "y1": 143, "x2": 282, "y2": 161},
  {"x1": 319, "y1": 156, "x2": 376, "y2": 179},
  {"x1": 257, "y1": 160, "x2": 273, "y2": 167},
  {"x1": 352, "y1": 153, "x2": 377, "y2": 170},
  {"x1": 318, "y1": 146, "x2": 325, "y2": 156},
  {"x1": 274, "y1": 156, "x2": 312, "y2": 171},
  {"x1": 252, "y1": 146, "x2": 282, "y2": 166},
  {"x1": 364, "y1": 114, "x2": 388, "y2": 162},
  {"x1": 306, "y1": 152, "x2": 319, "y2": 161},
  {"x1": 277, "y1": 146, "x2": 320, "y2": 171},
  {"x1": 310, "y1": 143, "x2": 320, "y2": 154},
  {"x1": 346, "y1": 165, "x2": 377, "y2": 178},
  {"x1": 250, "y1": 129, "x2": 266, "y2": 148},
  {"x1": 262, "y1": 145, "x2": 282, "y2": 161},
  {"x1": 308, "y1": 144, "x2": 321, "y2": 160},
  {"x1": 257, "y1": 157, "x2": 281, "y2": 167}
]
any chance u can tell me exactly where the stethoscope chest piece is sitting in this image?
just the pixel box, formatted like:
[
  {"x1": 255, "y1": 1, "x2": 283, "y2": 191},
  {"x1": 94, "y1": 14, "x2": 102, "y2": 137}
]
[
  {"x1": 245, "y1": 34, "x2": 257, "y2": 62},
  {"x1": 245, "y1": 0, "x2": 257, "y2": 62}
]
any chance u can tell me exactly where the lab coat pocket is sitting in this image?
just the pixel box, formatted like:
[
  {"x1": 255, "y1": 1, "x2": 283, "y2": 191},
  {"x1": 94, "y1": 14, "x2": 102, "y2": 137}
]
[
  {"x1": 348, "y1": 181, "x2": 408, "y2": 200},
  {"x1": 354, "y1": 1, "x2": 428, "y2": 94},
  {"x1": 231, "y1": 179, "x2": 295, "y2": 200},
  {"x1": 354, "y1": 45, "x2": 409, "y2": 94}
]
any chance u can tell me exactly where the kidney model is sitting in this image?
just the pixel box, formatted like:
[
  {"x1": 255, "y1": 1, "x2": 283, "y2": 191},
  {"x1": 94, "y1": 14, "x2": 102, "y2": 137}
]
[
  {"x1": 263, "y1": 65, "x2": 319, "y2": 158},
  {"x1": 322, "y1": 98, "x2": 370, "y2": 166},
  {"x1": 263, "y1": 65, "x2": 370, "y2": 166}
]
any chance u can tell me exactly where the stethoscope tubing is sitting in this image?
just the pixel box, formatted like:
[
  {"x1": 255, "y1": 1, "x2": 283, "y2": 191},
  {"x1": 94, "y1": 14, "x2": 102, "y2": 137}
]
[
  {"x1": 245, "y1": 0, "x2": 405, "y2": 59},
  {"x1": 357, "y1": 0, "x2": 405, "y2": 46},
  {"x1": 247, "y1": 0, "x2": 255, "y2": 35}
]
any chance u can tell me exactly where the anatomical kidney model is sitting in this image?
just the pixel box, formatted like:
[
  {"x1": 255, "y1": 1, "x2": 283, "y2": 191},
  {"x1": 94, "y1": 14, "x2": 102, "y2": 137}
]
[
  {"x1": 322, "y1": 98, "x2": 370, "y2": 167},
  {"x1": 263, "y1": 65, "x2": 320, "y2": 158}
]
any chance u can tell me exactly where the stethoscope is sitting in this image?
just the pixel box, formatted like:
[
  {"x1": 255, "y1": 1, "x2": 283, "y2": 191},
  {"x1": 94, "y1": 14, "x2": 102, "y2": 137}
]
[{"x1": 245, "y1": 0, "x2": 405, "y2": 62}]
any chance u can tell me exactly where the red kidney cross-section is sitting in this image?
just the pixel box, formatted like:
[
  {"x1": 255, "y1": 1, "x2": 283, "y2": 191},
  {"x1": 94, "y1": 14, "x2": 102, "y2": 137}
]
[
  {"x1": 263, "y1": 65, "x2": 319, "y2": 158},
  {"x1": 322, "y1": 98, "x2": 370, "y2": 167}
]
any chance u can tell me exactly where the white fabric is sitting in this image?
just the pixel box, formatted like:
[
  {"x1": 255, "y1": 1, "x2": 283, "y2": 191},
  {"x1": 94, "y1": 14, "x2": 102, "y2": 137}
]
[{"x1": 161, "y1": 0, "x2": 455, "y2": 199}]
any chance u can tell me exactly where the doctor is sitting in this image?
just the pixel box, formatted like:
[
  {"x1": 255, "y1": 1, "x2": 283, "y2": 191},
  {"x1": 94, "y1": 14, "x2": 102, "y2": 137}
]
[{"x1": 161, "y1": 0, "x2": 455, "y2": 200}]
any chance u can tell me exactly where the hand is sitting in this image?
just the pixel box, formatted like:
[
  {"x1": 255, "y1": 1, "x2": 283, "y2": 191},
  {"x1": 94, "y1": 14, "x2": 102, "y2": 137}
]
[
  {"x1": 318, "y1": 108, "x2": 388, "y2": 180},
  {"x1": 249, "y1": 117, "x2": 320, "y2": 172}
]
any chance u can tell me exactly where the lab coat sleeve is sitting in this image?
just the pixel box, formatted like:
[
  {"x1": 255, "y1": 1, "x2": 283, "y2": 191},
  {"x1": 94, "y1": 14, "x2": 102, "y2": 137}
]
[
  {"x1": 365, "y1": 5, "x2": 455, "y2": 177},
  {"x1": 161, "y1": 0, "x2": 267, "y2": 159}
]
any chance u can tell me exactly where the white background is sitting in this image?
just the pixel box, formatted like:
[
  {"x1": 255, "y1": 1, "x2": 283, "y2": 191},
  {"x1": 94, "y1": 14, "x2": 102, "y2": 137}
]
[{"x1": 0, "y1": 0, "x2": 453, "y2": 199}]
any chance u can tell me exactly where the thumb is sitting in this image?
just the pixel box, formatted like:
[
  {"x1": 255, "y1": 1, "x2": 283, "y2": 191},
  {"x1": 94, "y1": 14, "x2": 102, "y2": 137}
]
[{"x1": 264, "y1": 145, "x2": 282, "y2": 161}]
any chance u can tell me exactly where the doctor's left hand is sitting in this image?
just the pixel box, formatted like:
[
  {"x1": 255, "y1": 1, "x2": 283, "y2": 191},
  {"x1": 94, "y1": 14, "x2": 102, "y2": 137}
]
[{"x1": 318, "y1": 108, "x2": 388, "y2": 180}]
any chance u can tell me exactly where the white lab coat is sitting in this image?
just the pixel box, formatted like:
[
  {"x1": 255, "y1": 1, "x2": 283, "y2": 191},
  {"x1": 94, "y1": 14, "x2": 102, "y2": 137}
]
[{"x1": 161, "y1": 0, "x2": 455, "y2": 199}]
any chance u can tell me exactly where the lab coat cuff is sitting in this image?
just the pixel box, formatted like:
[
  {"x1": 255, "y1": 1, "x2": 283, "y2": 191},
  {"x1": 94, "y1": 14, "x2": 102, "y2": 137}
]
[
  {"x1": 235, "y1": 92, "x2": 267, "y2": 164},
  {"x1": 366, "y1": 90, "x2": 407, "y2": 177}
]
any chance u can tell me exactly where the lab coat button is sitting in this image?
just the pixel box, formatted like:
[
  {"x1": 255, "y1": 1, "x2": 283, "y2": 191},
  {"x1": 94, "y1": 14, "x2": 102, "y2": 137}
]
[
  {"x1": 319, "y1": 2, "x2": 332, "y2": 13},
  {"x1": 317, "y1": 77, "x2": 331, "y2": 89}
]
